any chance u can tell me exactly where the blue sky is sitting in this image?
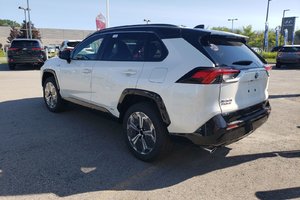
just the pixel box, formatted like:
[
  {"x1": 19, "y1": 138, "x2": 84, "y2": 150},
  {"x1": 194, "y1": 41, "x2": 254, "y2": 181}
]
[{"x1": 0, "y1": 0, "x2": 299, "y2": 31}]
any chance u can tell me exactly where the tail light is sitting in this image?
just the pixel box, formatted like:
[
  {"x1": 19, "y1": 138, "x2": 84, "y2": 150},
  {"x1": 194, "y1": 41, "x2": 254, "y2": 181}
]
[
  {"x1": 8, "y1": 48, "x2": 18, "y2": 51},
  {"x1": 264, "y1": 64, "x2": 273, "y2": 76},
  {"x1": 31, "y1": 48, "x2": 43, "y2": 51},
  {"x1": 264, "y1": 64, "x2": 273, "y2": 71},
  {"x1": 177, "y1": 67, "x2": 240, "y2": 84}
]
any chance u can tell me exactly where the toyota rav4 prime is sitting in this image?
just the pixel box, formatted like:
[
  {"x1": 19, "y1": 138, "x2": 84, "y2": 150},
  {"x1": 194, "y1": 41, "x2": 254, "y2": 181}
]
[{"x1": 41, "y1": 24, "x2": 271, "y2": 161}]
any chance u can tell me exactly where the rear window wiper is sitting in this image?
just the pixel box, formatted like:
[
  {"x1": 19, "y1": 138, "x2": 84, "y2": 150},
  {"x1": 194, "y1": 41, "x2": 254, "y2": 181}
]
[{"x1": 232, "y1": 60, "x2": 253, "y2": 66}]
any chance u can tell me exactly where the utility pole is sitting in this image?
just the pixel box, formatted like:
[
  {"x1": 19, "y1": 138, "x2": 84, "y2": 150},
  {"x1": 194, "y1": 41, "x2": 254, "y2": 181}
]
[
  {"x1": 228, "y1": 18, "x2": 238, "y2": 32},
  {"x1": 27, "y1": 0, "x2": 32, "y2": 39},
  {"x1": 263, "y1": 0, "x2": 271, "y2": 51},
  {"x1": 18, "y1": 6, "x2": 29, "y2": 38},
  {"x1": 106, "y1": 0, "x2": 110, "y2": 28}
]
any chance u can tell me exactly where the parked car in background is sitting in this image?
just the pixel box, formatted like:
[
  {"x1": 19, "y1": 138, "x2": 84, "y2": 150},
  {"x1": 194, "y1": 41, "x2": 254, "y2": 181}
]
[
  {"x1": 7, "y1": 39, "x2": 47, "y2": 70},
  {"x1": 276, "y1": 45, "x2": 300, "y2": 68},
  {"x1": 251, "y1": 47, "x2": 262, "y2": 54},
  {"x1": 59, "y1": 40, "x2": 81, "y2": 52},
  {"x1": 41, "y1": 24, "x2": 271, "y2": 161},
  {"x1": 271, "y1": 46, "x2": 283, "y2": 52}
]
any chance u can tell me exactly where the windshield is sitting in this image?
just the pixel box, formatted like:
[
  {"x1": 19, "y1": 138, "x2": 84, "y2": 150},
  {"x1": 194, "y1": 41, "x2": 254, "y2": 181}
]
[
  {"x1": 202, "y1": 38, "x2": 264, "y2": 68},
  {"x1": 11, "y1": 40, "x2": 40, "y2": 48},
  {"x1": 280, "y1": 47, "x2": 300, "y2": 52}
]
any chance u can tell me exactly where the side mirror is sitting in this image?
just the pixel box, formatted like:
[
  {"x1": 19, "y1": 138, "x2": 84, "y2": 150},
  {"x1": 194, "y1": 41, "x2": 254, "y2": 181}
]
[{"x1": 59, "y1": 50, "x2": 71, "y2": 63}]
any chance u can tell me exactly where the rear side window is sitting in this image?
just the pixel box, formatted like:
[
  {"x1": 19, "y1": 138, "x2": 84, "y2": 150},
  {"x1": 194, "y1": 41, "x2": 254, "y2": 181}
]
[
  {"x1": 102, "y1": 32, "x2": 168, "y2": 62},
  {"x1": 102, "y1": 33, "x2": 146, "y2": 61},
  {"x1": 11, "y1": 40, "x2": 40, "y2": 48},
  {"x1": 279, "y1": 47, "x2": 300, "y2": 52}
]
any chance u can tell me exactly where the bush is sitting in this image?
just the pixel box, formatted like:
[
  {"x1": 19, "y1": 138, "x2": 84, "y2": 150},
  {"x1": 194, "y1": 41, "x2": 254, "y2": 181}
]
[
  {"x1": 261, "y1": 51, "x2": 277, "y2": 59},
  {"x1": 0, "y1": 50, "x2": 5, "y2": 57}
]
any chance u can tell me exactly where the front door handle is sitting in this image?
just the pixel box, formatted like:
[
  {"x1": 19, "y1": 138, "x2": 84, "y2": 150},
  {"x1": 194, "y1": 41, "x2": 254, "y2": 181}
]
[
  {"x1": 122, "y1": 69, "x2": 137, "y2": 76},
  {"x1": 82, "y1": 69, "x2": 92, "y2": 74}
]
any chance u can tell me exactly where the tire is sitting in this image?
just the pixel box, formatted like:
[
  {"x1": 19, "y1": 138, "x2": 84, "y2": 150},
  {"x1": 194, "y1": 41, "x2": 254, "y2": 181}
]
[
  {"x1": 43, "y1": 76, "x2": 65, "y2": 112},
  {"x1": 8, "y1": 63, "x2": 15, "y2": 70},
  {"x1": 123, "y1": 102, "x2": 171, "y2": 161}
]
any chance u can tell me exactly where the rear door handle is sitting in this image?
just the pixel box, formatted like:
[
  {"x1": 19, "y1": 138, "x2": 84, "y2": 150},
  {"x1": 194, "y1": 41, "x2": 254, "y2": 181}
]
[{"x1": 122, "y1": 69, "x2": 137, "y2": 76}]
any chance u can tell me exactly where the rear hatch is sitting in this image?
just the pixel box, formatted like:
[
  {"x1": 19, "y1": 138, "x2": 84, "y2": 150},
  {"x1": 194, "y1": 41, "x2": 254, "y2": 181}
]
[
  {"x1": 8, "y1": 40, "x2": 44, "y2": 60},
  {"x1": 202, "y1": 35, "x2": 269, "y2": 113}
]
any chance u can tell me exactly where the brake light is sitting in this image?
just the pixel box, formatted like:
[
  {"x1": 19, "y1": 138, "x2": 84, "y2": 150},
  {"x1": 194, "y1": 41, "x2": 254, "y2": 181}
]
[
  {"x1": 177, "y1": 68, "x2": 240, "y2": 84},
  {"x1": 31, "y1": 48, "x2": 43, "y2": 51},
  {"x1": 8, "y1": 48, "x2": 18, "y2": 51},
  {"x1": 264, "y1": 64, "x2": 273, "y2": 71}
]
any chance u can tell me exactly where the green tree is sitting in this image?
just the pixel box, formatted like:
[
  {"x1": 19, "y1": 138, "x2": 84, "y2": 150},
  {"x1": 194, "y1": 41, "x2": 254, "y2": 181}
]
[
  {"x1": 7, "y1": 21, "x2": 42, "y2": 43},
  {"x1": 211, "y1": 26, "x2": 231, "y2": 32},
  {"x1": 295, "y1": 30, "x2": 300, "y2": 44},
  {"x1": 0, "y1": 19, "x2": 20, "y2": 27}
]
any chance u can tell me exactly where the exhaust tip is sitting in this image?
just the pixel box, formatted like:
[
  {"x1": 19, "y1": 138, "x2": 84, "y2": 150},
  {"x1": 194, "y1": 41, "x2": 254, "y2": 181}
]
[{"x1": 201, "y1": 147, "x2": 218, "y2": 154}]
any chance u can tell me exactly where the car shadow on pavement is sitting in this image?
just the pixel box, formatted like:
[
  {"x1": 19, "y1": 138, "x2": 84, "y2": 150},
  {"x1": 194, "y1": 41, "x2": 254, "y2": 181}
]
[
  {"x1": 0, "y1": 97, "x2": 299, "y2": 197},
  {"x1": 0, "y1": 63, "x2": 40, "y2": 71},
  {"x1": 256, "y1": 187, "x2": 300, "y2": 200},
  {"x1": 269, "y1": 94, "x2": 300, "y2": 99}
]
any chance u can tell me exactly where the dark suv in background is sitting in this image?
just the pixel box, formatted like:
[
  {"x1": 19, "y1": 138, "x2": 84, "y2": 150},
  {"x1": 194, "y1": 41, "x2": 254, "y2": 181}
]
[
  {"x1": 276, "y1": 45, "x2": 300, "y2": 68},
  {"x1": 7, "y1": 39, "x2": 47, "y2": 70}
]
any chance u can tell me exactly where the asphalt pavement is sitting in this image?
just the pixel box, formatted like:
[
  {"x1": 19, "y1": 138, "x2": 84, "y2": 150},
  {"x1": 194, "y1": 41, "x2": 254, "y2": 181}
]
[{"x1": 0, "y1": 64, "x2": 299, "y2": 200}]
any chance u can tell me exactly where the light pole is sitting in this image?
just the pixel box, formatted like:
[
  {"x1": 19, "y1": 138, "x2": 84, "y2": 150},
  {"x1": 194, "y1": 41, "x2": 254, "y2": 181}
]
[
  {"x1": 263, "y1": 0, "x2": 271, "y2": 51},
  {"x1": 106, "y1": 0, "x2": 109, "y2": 28},
  {"x1": 18, "y1": 6, "x2": 29, "y2": 39},
  {"x1": 26, "y1": 0, "x2": 32, "y2": 39},
  {"x1": 228, "y1": 18, "x2": 238, "y2": 32},
  {"x1": 144, "y1": 19, "x2": 151, "y2": 24}
]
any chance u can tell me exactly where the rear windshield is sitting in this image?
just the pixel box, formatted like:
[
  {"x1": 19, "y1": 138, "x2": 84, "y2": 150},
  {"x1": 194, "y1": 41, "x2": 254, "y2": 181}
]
[
  {"x1": 67, "y1": 42, "x2": 80, "y2": 48},
  {"x1": 11, "y1": 40, "x2": 40, "y2": 48},
  {"x1": 279, "y1": 47, "x2": 300, "y2": 52},
  {"x1": 201, "y1": 38, "x2": 264, "y2": 68}
]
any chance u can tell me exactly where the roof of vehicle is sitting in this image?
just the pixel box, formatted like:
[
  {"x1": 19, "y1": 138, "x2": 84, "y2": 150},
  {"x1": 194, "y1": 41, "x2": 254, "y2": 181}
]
[
  {"x1": 282, "y1": 45, "x2": 300, "y2": 47},
  {"x1": 92, "y1": 24, "x2": 248, "y2": 41},
  {"x1": 12, "y1": 38, "x2": 41, "y2": 42}
]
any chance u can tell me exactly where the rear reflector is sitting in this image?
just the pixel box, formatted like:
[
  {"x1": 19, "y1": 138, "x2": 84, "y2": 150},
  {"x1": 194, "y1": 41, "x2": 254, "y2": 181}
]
[
  {"x1": 177, "y1": 67, "x2": 240, "y2": 84},
  {"x1": 8, "y1": 48, "x2": 18, "y2": 51}
]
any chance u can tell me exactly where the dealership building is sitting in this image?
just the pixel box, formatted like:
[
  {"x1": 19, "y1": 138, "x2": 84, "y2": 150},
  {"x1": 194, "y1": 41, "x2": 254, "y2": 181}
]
[{"x1": 0, "y1": 26, "x2": 94, "y2": 47}]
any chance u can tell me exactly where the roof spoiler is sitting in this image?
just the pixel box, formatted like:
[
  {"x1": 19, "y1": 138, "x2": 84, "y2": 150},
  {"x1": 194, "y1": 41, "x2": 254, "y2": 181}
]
[{"x1": 194, "y1": 24, "x2": 205, "y2": 29}]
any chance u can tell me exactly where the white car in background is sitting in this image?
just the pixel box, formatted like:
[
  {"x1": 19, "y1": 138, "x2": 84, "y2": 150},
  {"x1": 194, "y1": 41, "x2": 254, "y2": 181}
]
[
  {"x1": 59, "y1": 40, "x2": 81, "y2": 52},
  {"x1": 41, "y1": 24, "x2": 271, "y2": 161}
]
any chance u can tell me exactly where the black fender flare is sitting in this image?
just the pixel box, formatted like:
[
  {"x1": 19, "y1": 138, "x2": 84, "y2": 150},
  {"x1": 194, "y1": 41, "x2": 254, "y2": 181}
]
[
  {"x1": 42, "y1": 69, "x2": 60, "y2": 90},
  {"x1": 118, "y1": 89, "x2": 171, "y2": 126}
]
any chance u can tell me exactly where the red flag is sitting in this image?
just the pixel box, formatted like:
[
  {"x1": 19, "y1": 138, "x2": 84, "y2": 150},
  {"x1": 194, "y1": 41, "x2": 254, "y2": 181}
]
[{"x1": 96, "y1": 13, "x2": 106, "y2": 30}]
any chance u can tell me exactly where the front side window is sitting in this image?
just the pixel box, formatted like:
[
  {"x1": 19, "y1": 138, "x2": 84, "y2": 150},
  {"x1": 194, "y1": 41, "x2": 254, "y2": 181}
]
[{"x1": 72, "y1": 36, "x2": 104, "y2": 60}]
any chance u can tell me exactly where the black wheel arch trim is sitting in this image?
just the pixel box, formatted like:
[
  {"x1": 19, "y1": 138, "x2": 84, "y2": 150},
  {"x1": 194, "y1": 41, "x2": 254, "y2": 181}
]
[
  {"x1": 118, "y1": 89, "x2": 171, "y2": 126},
  {"x1": 42, "y1": 69, "x2": 60, "y2": 90}
]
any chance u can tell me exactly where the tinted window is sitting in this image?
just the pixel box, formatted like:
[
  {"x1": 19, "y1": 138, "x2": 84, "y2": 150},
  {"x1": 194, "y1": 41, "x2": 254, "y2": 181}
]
[
  {"x1": 280, "y1": 47, "x2": 300, "y2": 52},
  {"x1": 72, "y1": 36, "x2": 104, "y2": 60},
  {"x1": 11, "y1": 40, "x2": 40, "y2": 48},
  {"x1": 201, "y1": 38, "x2": 264, "y2": 68},
  {"x1": 146, "y1": 34, "x2": 168, "y2": 62},
  {"x1": 67, "y1": 42, "x2": 80, "y2": 48},
  {"x1": 102, "y1": 33, "x2": 146, "y2": 61}
]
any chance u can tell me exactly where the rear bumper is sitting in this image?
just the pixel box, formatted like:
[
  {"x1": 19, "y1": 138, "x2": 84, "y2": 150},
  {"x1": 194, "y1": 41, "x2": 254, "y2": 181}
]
[
  {"x1": 179, "y1": 101, "x2": 271, "y2": 147},
  {"x1": 8, "y1": 55, "x2": 46, "y2": 64}
]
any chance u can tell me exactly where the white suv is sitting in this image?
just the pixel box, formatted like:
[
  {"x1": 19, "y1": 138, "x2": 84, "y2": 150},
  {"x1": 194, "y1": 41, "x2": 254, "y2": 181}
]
[{"x1": 41, "y1": 24, "x2": 271, "y2": 161}]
